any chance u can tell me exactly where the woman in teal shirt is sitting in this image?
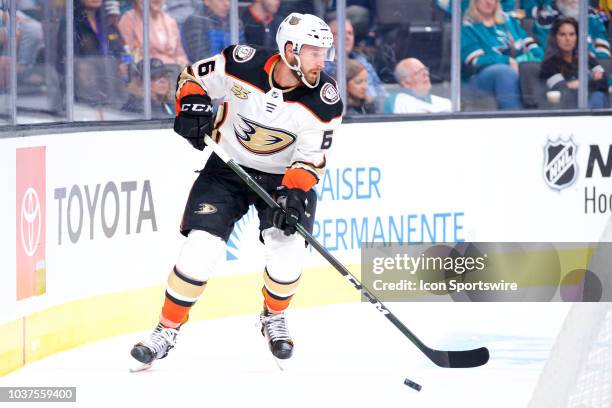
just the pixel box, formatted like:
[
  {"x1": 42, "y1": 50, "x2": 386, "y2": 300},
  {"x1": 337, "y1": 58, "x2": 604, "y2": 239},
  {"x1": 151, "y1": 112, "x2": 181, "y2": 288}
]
[{"x1": 461, "y1": 0, "x2": 544, "y2": 109}]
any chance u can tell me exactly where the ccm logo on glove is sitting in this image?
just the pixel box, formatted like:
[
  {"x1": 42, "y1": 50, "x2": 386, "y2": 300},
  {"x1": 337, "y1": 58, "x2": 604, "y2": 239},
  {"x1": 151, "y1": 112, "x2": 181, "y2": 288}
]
[{"x1": 181, "y1": 103, "x2": 213, "y2": 113}]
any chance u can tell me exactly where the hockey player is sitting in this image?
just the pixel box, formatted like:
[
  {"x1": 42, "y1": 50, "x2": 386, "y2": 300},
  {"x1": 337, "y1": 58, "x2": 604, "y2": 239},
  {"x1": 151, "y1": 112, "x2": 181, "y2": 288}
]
[{"x1": 130, "y1": 12, "x2": 343, "y2": 368}]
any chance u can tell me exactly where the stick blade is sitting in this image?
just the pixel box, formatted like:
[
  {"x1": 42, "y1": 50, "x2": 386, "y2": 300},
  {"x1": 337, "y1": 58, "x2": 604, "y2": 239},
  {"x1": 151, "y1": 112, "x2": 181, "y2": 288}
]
[{"x1": 426, "y1": 346, "x2": 490, "y2": 368}]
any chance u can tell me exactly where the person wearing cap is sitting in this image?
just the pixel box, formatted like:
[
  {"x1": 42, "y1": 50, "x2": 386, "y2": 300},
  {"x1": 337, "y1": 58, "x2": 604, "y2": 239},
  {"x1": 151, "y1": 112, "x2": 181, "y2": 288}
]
[
  {"x1": 104, "y1": 0, "x2": 121, "y2": 27},
  {"x1": 122, "y1": 58, "x2": 175, "y2": 117}
]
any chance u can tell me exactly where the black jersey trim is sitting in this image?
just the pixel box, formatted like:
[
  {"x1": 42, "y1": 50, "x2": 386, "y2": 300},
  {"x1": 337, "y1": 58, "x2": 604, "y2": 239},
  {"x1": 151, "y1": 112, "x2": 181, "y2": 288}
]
[{"x1": 222, "y1": 45, "x2": 344, "y2": 123}]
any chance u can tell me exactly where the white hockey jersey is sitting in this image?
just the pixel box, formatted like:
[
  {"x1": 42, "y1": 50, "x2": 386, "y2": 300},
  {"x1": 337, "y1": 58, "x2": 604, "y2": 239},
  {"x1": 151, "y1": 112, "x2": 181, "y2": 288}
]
[{"x1": 178, "y1": 45, "x2": 344, "y2": 187}]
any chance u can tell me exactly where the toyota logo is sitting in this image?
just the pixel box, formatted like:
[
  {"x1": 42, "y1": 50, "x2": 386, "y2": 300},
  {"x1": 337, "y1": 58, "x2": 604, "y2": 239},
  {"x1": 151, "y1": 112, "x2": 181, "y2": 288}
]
[{"x1": 20, "y1": 187, "x2": 41, "y2": 257}]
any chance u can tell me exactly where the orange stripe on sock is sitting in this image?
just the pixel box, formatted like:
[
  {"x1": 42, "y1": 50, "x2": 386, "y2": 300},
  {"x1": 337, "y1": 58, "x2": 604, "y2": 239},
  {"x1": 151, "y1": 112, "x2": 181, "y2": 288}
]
[
  {"x1": 161, "y1": 296, "x2": 191, "y2": 328},
  {"x1": 262, "y1": 286, "x2": 292, "y2": 313}
]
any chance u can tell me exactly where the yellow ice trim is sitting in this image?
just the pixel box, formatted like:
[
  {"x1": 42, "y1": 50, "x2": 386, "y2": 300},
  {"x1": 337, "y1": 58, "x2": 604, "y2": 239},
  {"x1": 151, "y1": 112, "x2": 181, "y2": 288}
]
[
  {"x1": 0, "y1": 318, "x2": 24, "y2": 376},
  {"x1": 1, "y1": 264, "x2": 360, "y2": 376}
]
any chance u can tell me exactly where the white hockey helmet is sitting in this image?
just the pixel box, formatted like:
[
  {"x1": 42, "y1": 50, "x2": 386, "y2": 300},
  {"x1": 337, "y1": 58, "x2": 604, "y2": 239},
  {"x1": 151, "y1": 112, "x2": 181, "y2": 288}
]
[{"x1": 275, "y1": 13, "x2": 335, "y2": 88}]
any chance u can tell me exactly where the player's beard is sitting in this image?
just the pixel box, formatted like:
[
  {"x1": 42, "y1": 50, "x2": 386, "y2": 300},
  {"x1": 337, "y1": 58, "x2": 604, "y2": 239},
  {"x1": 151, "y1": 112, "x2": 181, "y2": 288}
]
[
  {"x1": 304, "y1": 69, "x2": 320, "y2": 85},
  {"x1": 287, "y1": 55, "x2": 319, "y2": 86}
]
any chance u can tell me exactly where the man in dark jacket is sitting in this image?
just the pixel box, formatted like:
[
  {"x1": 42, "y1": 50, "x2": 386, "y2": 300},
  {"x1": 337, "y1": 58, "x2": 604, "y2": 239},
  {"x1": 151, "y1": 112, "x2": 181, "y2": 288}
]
[
  {"x1": 181, "y1": 0, "x2": 244, "y2": 62},
  {"x1": 241, "y1": 0, "x2": 281, "y2": 49}
]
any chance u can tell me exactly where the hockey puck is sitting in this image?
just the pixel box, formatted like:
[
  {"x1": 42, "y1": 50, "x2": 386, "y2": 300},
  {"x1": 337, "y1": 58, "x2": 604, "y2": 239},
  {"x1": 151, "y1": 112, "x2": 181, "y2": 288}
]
[{"x1": 403, "y1": 378, "x2": 422, "y2": 392}]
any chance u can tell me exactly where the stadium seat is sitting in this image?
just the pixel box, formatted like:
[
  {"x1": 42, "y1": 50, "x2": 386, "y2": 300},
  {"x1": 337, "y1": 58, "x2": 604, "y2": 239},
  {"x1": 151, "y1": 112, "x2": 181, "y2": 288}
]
[
  {"x1": 518, "y1": 61, "x2": 548, "y2": 109},
  {"x1": 375, "y1": 0, "x2": 445, "y2": 81},
  {"x1": 461, "y1": 83, "x2": 498, "y2": 111}
]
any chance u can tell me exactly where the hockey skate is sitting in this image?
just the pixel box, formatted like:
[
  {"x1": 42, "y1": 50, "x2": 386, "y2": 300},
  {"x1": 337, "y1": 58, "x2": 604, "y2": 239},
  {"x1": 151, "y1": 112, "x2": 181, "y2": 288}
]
[
  {"x1": 129, "y1": 323, "x2": 179, "y2": 372},
  {"x1": 260, "y1": 307, "x2": 294, "y2": 364}
]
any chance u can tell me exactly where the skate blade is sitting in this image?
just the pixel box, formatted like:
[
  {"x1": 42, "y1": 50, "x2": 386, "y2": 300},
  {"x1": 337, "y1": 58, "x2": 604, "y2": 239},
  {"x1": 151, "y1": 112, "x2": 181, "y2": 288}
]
[
  {"x1": 129, "y1": 362, "x2": 153, "y2": 373},
  {"x1": 273, "y1": 357, "x2": 286, "y2": 371},
  {"x1": 272, "y1": 355, "x2": 296, "y2": 372}
]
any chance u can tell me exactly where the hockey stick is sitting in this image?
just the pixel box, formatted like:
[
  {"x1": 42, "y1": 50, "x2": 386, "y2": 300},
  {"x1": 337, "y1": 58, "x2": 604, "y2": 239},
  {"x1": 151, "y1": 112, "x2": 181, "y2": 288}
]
[{"x1": 203, "y1": 135, "x2": 490, "y2": 368}]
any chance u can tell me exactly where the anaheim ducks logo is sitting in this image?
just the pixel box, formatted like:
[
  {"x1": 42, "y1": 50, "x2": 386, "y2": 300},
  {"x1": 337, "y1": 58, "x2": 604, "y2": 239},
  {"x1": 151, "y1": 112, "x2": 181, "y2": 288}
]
[
  {"x1": 234, "y1": 115, "x2": 296, "y2": 155},
  {"x1": 195, "y1": 203, "x2": 217, "y2": 214}
]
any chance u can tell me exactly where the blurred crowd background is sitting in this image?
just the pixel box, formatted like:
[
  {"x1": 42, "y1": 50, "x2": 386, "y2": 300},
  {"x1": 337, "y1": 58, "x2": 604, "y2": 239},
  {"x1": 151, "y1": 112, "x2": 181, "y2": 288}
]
[{"x1": 0, "y1": 0, "x2": 611, "y2": 124}]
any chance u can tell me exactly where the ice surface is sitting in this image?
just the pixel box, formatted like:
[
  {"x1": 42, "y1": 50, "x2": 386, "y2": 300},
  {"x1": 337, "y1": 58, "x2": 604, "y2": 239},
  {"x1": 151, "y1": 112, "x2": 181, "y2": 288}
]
[{"x1": 1, "y1": 302, "x2": 571, "y2": 408}]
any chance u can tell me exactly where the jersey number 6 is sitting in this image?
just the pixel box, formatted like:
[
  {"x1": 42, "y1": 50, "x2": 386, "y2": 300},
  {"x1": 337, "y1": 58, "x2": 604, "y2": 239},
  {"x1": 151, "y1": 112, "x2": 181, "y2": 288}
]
[
  {"x1": 198, "y1": 61, "x2": 216, "y2": 77},
  {"x1": 321, "y1": 130, "x2": 333, "y2": 150}
]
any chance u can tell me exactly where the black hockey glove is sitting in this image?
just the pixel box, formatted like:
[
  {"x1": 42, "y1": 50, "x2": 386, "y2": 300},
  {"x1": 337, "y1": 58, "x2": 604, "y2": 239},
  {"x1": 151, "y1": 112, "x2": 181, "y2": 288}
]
[
  {"x1": 270, "y1": 186, "x2": 308, "y2": 236},
  {"x1": 173, "y1": 93, "x2": 214, "y2": 151}
]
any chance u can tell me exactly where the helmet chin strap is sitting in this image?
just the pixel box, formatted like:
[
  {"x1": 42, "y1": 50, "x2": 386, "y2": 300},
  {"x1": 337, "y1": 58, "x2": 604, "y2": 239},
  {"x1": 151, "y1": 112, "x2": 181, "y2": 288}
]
[{"x1": 287, "y1": 54, "x2": 320, "y2": 89}]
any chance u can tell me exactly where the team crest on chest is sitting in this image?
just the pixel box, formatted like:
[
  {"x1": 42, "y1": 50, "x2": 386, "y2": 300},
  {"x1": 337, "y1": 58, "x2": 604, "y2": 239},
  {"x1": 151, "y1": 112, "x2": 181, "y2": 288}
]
[
  {"x1": 233, "y1": 45, "x2": 256, "y2": 63},
  {"x1": 233, "y1": 114, "x2": 296, "y2": 155},
  {"x1": 320, "y1": 82, "x2": 340, "y2": 105}
]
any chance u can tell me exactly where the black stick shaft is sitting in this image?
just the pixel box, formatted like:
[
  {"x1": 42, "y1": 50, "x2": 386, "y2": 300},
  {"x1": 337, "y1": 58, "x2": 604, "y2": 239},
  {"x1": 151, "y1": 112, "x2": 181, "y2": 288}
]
[{"x1": 205, "y1": 137, "x2": 489, "y2": 368}]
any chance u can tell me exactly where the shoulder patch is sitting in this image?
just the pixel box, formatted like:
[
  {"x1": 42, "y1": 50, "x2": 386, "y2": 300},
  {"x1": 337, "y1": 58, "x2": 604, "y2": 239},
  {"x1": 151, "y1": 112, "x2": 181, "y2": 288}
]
[
  {"x1": 233, "y1": 45, "x2": 256, "y2": 63},
  {"x1": 320, "y1": 82, "x2": 340, "y2": 105}
]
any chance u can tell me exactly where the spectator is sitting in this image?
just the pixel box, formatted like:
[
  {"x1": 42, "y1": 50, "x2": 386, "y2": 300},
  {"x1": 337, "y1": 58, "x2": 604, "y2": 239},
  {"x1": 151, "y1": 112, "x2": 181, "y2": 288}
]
[
  {"x1": 0, "y1": 7, "x2": 43, "y2": 69},
  {"x1": 540, "y1": 16, "x2": 609, "y2": 108},
  {"x1": 324, "y1": 0, "x2": 375, "y2": 41},
  {"x1": 182, "y1": 0, "x2": 244, "y2": 63},
  {"x1": 118, "y1": 0, "x2": 188, "y2": 67},
  {"x1": 598, "y1": 0, "x2": 612, "y2": 28},
  {"x1": 0, "y1": 56, "x2": 8, "y2": 91},
  {"x1": 278, "y1": 0, "x2": 316, "y2": 19},
  {"x1": 326, "y1": 18, "x2": 387, "y2": 112},
  {"x1": 58, "y1": 0, "x2": 128, "y2": 75},
  {"x1": 241, "y1": 0, "x2": 282, "y2": 49},
  {"x1": 385, "y1": 58, "x2": 451, "y2": 114},
  {"x1": 164, "y1": 0, "x2": 200, "y2": 27},
  {"x1": 346, "y1": 59, "x2": 376, "y2": 114},
  {"x1": 123, "y1": 58, "x2": 175, "y2": 117},
  {"x1": 531, "y1": 0, "x2": 610, "y2": 59},
  {"x1": 436, "y1": 0, "x2": 520, "y2": 15},
  {"x1": 461, "y1": 0, "x2": 544, "y2": 110},
  {"x1": 104, "y1": 0, "x2": 122, "y2": 28}
]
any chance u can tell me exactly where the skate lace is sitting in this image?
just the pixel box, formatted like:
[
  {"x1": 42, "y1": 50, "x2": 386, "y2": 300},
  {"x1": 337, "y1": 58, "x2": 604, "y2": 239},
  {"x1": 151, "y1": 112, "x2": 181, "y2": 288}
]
[
  {"x1": 262, "y1": 313, "x2": 291, "y2": 341},
  {"x1": 143, "y1": 324, "x2": 177, "y2": 357}
]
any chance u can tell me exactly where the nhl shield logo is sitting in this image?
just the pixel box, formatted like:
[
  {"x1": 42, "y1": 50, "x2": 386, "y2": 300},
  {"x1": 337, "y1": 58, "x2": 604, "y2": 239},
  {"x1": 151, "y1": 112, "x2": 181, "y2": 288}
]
[{"x1": 543, "y1": 138, "x2": 578, "y2": 190}]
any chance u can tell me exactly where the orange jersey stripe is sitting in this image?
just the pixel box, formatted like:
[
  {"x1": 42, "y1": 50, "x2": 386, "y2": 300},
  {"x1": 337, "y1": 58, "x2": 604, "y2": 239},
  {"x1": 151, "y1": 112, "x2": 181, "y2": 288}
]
[{"x1": 175, "y1": 81, "x2": 207, "y2": 117}]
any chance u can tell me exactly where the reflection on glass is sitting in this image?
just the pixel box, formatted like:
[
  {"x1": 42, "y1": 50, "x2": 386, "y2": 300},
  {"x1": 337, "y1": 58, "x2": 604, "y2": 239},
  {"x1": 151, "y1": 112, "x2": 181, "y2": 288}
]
[
  {"x1": 0, "y1": 1, "x2": 11, "y2": 124},
  {"x1": 59, "y1": 0, "x2": 133, "y2": 121},
  {"x1": 117, "y1": 0, "x2": 186, "y2": 119},
  {"x1": 182, "y1": 0, "x2": 242, "y2": 64},
  {"x1": 117, "y1": 0, "x2": 188, "y2": 67},
  {"x1": 326, "y1": 1, "x2": 451, "y2": 115},
  {"x1": 15, "y1": 1, "x2": 65, "y2": 124}
]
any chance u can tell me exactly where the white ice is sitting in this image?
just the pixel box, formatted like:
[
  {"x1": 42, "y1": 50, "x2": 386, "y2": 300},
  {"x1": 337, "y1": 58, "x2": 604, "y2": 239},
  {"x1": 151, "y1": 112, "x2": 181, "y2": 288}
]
[{"x1": 1, "y1": 302, "x2": 571, "y2": 408}]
